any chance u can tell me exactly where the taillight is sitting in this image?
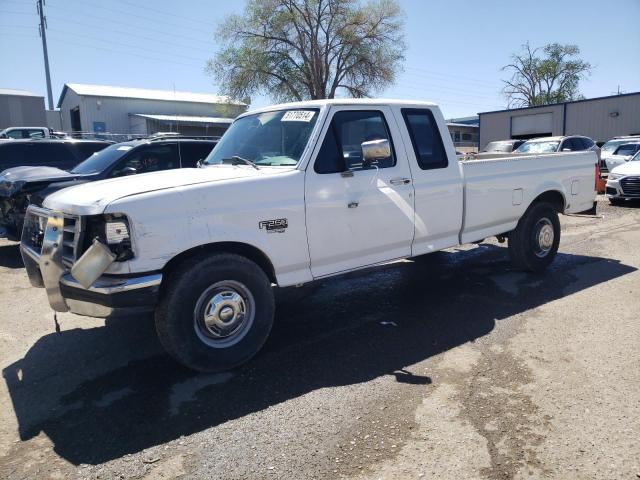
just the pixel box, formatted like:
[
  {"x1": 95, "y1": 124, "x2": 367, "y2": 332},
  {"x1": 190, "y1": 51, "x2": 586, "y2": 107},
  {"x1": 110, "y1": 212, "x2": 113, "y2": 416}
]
[{"x1": 595, "y1": 162, "x2": 600, "y2": 191}]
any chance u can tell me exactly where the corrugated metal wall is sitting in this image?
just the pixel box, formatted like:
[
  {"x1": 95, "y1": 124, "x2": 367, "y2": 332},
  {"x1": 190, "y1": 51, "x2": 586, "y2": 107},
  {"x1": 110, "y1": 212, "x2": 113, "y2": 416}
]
[
  {"x1": 60, "y1": 88, "x2": 246, "y2": 135},
  {"x1": 564, "y1": 95, "x2": 640, "y2": 141},
  {"x1": 0, "y1": 95, "x2": 47, "y2": 129},
  {"x1": 479, "y1": 94, "x2": 640, "y2": 149}
]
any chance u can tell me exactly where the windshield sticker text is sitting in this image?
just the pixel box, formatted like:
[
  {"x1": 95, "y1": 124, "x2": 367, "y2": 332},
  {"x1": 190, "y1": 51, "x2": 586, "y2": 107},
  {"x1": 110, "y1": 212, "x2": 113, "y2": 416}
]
[{"x1": 281, "y1": 110, "x2": 315, "y2": 122}]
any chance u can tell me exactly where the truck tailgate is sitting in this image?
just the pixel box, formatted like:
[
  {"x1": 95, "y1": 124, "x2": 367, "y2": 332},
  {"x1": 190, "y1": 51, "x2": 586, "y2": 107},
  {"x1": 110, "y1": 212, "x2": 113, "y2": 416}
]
[{"x1": 459, "y1": 151, "x2": 597, "y2": 244}]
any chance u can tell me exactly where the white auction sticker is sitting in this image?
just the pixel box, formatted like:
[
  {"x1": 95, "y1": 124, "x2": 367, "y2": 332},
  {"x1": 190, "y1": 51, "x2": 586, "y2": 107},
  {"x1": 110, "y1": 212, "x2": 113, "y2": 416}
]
[{"x1": 281, "y1": 110, "x2": 315, "y2": 122}]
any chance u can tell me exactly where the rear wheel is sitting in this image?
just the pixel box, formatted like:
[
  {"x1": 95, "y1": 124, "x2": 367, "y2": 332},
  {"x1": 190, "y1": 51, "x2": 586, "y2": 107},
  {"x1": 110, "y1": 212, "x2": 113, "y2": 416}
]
[
  {"x1": 155, "y1": 253, "x2": 275, "y2": 372},
  {"x1": 508, "y1": 202, "x2": 560, "y2": 272}
]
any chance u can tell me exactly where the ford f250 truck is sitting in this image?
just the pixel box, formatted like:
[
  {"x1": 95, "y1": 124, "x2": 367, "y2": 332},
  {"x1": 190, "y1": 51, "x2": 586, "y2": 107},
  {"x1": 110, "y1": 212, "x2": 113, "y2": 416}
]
[{"x1": 20, "y1": 99, "x2": 598, "y2": 372}]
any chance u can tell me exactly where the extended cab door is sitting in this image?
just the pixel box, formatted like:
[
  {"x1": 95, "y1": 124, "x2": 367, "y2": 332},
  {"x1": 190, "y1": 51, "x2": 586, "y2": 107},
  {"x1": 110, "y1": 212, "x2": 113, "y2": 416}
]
[
  {"x1": 393, "y1": 107, "x2": 463, "y2": 254},
  {"x1": 305, "y1": 106, "x2": 415, "y2": 277}
]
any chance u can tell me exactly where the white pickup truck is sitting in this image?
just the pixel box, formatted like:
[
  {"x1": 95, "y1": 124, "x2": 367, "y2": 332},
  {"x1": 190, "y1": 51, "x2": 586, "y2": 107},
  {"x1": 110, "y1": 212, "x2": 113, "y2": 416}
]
[{"x1": 20, "y1": 99, "x2": 598, "y2": 371}]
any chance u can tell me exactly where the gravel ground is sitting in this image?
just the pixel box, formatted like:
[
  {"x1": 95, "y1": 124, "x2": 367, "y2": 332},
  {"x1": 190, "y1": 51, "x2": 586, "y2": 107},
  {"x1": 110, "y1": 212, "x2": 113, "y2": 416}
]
[{"x1": 0, "y1": 195, "x2": 638, "y2": 480}]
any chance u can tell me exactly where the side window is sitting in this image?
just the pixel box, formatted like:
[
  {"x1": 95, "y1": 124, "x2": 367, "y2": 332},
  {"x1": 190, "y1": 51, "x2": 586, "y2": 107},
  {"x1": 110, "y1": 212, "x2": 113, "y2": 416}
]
[
  {"x1": 314, "y1": 110, "x2": 395, "y2": 174},
  {"x1": 179, "y1": 142, "x2": 216, "y2": 168},
  {"x1": 6, "y1": 130, "x2": 25, "y2": 139},
  {"x1": 580, "y1": 137, "x2": 594, "y2": 149},
  {"x1": 0, "y1": 144, "x2": 25, "y2": 169},
  {"x1": 27, "y1": 143, "x2": 77, "y2": 168},
  {"x1": 110, "y1": 143, "x2": 179, "y2": 177},
  {"x1": 401, "y1": 108, "x2": 448, "y2": 170}
]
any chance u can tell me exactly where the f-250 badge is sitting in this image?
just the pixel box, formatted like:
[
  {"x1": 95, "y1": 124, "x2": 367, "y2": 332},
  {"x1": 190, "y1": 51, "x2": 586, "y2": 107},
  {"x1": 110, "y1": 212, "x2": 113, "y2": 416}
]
[{"x1": 259, "y1": 218, "x2": 288, "y2": 233}]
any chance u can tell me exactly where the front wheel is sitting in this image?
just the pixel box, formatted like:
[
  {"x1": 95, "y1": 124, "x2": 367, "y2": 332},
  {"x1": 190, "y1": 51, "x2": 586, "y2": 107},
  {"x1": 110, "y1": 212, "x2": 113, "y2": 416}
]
[
  {"x1": 508, "y1": 202, "x2": 560, "y2": 272},
  {"x1": 155, "y1": 253, "x2": 275, "y2": 372}
]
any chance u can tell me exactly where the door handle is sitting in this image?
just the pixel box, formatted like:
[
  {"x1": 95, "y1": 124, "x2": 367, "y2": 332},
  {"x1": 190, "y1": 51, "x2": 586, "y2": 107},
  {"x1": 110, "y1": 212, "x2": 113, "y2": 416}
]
[
  {"x1": 348, "y1": 201, "x2": 359, "y2": 209},
  {"x1": 389, "y1": 177, "x2": 411, "y2": 186}
]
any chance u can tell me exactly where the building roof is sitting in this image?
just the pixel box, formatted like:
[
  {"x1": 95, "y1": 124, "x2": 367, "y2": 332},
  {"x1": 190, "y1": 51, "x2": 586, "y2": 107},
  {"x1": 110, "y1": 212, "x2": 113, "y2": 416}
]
[
  {"x1": 58, "y1": 83, "x2": 246, "y2": 108},
  {"x1": 0, "y1": 88, "x2": 43, "y2": 98},
  {"x1": 478, "y1": 91, "x2": 640, "y2": 116},
  {"x1": 131, "y1": 113, "x2": 234, "y2": 125},
  {"x1": 447, "y1": 122, "x2": 479, "y2": 128}
]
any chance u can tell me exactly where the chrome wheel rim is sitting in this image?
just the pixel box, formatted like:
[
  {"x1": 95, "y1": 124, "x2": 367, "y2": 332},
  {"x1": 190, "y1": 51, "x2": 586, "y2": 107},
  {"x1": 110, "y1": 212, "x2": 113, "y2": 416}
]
[
  {"x1": 194, "y1": 280, "x2": 255, "y2": 348},
  {"x1": 533, "y1": 218, "x2": 554, "y2": 258}
]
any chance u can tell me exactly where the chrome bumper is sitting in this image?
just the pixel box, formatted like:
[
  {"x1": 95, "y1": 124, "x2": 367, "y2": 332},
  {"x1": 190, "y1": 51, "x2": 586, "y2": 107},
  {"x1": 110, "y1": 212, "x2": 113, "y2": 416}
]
[{"x1": 21, "y1": 206, "x2": 162, "y2": 317}]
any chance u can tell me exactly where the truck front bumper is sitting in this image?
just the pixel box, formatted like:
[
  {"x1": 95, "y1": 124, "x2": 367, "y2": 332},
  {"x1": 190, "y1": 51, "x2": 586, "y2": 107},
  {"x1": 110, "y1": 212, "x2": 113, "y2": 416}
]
[{"x1": 21, "y1": 206, "x2": 161, "y2": 318}]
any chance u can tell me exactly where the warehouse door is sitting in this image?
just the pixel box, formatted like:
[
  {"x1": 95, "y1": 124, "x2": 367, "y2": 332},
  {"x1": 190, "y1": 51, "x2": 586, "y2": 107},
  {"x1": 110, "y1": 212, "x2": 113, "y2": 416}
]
[
  {"x1": 70, "y1": 107, "x2": 82, "y2": 132},
  {"x1": 511, "y1": 113, "x2": 553, "y2": 139}
]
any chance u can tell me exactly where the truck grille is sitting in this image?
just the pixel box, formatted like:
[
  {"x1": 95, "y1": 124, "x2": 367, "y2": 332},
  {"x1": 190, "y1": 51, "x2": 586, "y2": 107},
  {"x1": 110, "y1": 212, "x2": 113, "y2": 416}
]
[
  {"x1": 22, "y1": 206, "x2": 82, "y2": 269},
  {"x1": 620, "y1": 176, "x2": 640, "y2": 197}
]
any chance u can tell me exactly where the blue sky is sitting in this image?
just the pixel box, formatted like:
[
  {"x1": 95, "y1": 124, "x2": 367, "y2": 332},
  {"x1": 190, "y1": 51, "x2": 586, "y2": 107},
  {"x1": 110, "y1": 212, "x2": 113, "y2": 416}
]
[{"x1": 1, "y1": 0, "x2": 639, "y2": 119}]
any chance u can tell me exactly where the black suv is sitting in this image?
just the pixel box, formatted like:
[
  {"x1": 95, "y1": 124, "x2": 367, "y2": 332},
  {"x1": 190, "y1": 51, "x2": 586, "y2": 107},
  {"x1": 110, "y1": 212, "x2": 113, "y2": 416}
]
[
  {"x1": 0, "y1": 138, "x2": 217, "y2": 239},
  {"x1": 0, "y1": 138, "x2": 112, "y2": 172}
]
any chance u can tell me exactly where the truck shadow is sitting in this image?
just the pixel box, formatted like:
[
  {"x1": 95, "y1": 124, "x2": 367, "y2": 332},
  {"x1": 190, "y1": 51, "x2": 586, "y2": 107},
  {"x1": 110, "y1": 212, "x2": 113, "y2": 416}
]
[
  {"x1": 0, "y1": 242, "x2": 23, "y2": 269},
  {"x1": 2, "y1": 244, "x2": 635, "y2": 465}
]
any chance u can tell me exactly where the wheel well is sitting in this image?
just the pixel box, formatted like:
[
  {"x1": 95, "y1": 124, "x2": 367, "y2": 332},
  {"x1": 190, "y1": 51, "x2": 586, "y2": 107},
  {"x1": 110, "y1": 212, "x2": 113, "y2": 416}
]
[
  {"x1": 162, "y1": 242, "x2": 277, "y2": 284},
  {"x1": 532, "y1": 190, "x2": 565, "y2": 213}
]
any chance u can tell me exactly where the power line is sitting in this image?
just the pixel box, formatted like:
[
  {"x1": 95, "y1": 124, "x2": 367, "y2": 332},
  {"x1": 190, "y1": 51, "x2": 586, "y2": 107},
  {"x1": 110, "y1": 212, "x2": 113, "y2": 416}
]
[
  {"x1": 47, "y1": 28, "x2": 207, "y2": 63},
  {"x1": 112, "y1": 0, "x2": 217, "y2": 27},
  {"x1": 45, "y1": 14, "x2": 213, "y2": 54},
  {"x1": 46, "y1": 0, "x2": 215, "y2": 44}
]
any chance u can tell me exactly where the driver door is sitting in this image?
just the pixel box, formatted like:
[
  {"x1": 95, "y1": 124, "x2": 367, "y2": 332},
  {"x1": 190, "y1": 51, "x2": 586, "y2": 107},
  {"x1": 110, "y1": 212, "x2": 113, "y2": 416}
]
[{"x1": 304, "y1": 106, "x2": 415, "y2": 278}]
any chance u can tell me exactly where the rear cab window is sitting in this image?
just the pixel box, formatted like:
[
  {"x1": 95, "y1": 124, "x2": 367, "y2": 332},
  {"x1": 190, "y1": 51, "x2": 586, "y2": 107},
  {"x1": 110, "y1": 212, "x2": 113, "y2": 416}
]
[{"x1": 401, "y1": 108, "x2": 448, "y2": 170}]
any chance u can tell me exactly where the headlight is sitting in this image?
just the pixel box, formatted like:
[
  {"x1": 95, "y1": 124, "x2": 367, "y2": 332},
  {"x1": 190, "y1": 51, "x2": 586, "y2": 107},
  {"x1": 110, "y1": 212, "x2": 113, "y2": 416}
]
[
  {"x1": 609, "y1": 173, "x2": 624, "y2": 181},
  {"x1": 105, "y1": 220, "x2": 130, "y2": 245}
]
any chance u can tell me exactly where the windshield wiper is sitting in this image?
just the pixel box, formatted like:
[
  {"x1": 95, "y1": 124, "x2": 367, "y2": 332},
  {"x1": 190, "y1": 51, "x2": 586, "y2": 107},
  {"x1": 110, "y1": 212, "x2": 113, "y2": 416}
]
[{"x1": 221, "y1": 156, "x2": 260, "y2": 170}]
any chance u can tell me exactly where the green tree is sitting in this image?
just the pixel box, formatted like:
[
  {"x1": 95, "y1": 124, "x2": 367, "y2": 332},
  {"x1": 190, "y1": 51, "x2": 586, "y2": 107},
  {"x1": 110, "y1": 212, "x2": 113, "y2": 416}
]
[
  {"x1": 502, "y1": 43, "x2": 592, "y2": 107},
  {"x1": 207, "y1": 0, "x2": 405, "y2": 103}
]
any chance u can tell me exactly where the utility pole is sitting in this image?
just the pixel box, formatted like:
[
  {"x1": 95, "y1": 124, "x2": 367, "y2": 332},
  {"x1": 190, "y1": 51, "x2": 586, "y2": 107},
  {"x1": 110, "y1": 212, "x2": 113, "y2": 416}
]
[{"x1": 37, "y1": 0, "x2": 54, "y2": 110}]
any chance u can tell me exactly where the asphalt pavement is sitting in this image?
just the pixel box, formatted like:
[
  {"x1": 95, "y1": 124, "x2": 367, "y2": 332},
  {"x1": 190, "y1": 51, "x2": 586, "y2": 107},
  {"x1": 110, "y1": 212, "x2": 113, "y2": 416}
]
[{"x1": 0, "y1": 196, "x2": 638, "y2": 479}]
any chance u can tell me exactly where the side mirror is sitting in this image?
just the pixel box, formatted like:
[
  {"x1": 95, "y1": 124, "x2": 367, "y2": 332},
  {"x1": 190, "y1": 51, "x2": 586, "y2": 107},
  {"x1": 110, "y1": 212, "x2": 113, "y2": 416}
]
[
  {"x1": 122, "y1": 166, "x2": 137, "y2": 176},
  {"x1": 361, "y1": 139, "x2": 391, "y2": 167}
]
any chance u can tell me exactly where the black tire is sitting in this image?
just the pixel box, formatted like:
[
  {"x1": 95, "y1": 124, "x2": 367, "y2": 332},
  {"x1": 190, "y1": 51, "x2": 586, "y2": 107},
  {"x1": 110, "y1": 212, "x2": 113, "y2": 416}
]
[
  {"x1": 155, "y1": 253, "x2": 275, "y2": 372},
  {"x1": 609, "y1": 198, "x2": 624, "y2": 206},
  {"x1": 508, "y1": 202, "x2": 560, "y2": 272}
]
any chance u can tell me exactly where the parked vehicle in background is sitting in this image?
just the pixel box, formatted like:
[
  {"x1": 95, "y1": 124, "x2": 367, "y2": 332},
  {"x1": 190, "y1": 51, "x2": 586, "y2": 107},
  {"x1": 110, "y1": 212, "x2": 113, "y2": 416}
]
[
  {"x1": 599, "y1": 135, "x2": 640, "y2": 175},
  {"x1": 515, "y1": 135, "x2": 600, "y2": 158},
  {"x1": 0, "y1": 138, "x2": 216, "y2": 239},
  {"x1": 20, "y1": 99, "x2": 598, "y2": 372},
  {"x1": 482, "y1": 139, "x2": 525, "y2": 153},
  {"x1": 606, "y1": 150, "x2": 640, "y2": 205},
  {"x1": 0, "y1": 139, "x2": 112, "y2": 172},
  {"x1": 0, "y1": 127, "x2": 53, "y2": 139},
  {"x1": 602, "y1": 141, "x2": 640, "y2": 173}
]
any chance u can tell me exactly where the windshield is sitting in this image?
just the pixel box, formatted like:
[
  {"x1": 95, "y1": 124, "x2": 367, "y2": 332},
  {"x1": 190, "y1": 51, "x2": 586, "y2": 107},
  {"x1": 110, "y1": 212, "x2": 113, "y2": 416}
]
[
  {"x1": 484, "y1": 141, "x2": 512, "y2": 152},
  {"x1": 70, "y1": 144, "x2": 133, "y2": 174},
  {"x1": 602, "y1": 139, "x2": 638, "y2": 153},
  {"x1": 515, "y1": 140, "x2": 560, "y2": 154},
  {"x1": 613, "y1": 144, "x2": 640, "y2": 156},
  {"x1": 204, "y1": 109, "x2": 319, "y2": 167}
]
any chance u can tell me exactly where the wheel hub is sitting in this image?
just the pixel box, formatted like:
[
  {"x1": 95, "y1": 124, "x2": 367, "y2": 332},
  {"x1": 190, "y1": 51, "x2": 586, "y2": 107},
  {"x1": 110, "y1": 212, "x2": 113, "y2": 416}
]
[
  {"x1": 194, "y1": 281, "x2": 255, "y2": 348},
  {"x1": 534, "y1": 218, "x2": 554, "y2": 257}
]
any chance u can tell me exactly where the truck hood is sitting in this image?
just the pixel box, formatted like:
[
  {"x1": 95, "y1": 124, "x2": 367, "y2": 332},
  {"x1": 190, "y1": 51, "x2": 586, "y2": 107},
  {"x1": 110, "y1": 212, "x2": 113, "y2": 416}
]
[
  {"x1": 0, "y1": 166, "x2": 78, "y2": 183},
  {"x1": 610, "y1": 161, "x2": 640, "y2": 176},
  {"x1": 43, "y1": 165, "x2": 294, "y2": 215}
]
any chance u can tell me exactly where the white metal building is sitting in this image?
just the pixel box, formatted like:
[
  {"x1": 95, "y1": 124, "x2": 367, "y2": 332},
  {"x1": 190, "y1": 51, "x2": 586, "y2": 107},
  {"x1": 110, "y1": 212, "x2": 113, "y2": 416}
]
[
  {"x1": 57, "y1": 83, "x2": 247, "y2": 137},
  {"x1": 0, "y1": 88, "x2": 47, "y2": 129},
  {"x1": 478, "y1": 92, "x2": 640, "y2": 150}
]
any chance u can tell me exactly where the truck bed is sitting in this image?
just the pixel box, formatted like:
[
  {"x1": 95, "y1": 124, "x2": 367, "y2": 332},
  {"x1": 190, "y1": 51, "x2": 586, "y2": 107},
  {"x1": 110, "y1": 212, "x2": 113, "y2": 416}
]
[{"x1": 459, "y1": 151, "x2": 597, "y2": 244}]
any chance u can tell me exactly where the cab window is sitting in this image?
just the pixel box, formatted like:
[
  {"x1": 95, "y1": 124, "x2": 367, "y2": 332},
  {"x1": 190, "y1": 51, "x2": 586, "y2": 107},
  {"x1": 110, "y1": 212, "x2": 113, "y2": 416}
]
[
  {"x1": 314, "y1": 110, "x2": 395, "y2": 174},
  {"x1": 110, "y1": 143, "x2": 179, "y2": 177},
  {"x1": 401, "y1": 108, "x2": 448, "y2": 170}
]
